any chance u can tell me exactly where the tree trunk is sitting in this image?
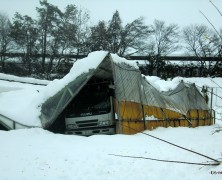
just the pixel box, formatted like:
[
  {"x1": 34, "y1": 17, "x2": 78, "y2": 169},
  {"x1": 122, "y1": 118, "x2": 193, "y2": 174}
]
[{"x1": 42, "y1": 28, "x2": 47, "y2": 74}]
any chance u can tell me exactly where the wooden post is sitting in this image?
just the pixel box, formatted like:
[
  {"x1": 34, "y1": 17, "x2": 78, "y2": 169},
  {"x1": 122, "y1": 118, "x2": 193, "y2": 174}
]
[{"x1": 160, "y1": 108, "x2": 168, "y2": 127}]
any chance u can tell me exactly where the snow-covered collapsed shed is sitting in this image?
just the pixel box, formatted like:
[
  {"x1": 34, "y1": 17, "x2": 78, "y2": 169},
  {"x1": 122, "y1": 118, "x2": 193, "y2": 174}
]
[{"x1": 0, "y1": 51, "x2": 214, "y2": 134}]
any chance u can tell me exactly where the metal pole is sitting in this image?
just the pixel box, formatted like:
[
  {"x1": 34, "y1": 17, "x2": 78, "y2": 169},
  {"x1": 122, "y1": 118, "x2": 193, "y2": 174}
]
[
  {"x1": 138, "y1": 77, "x2": 146, "y2": 130},
  {"x1": 210, "y1": 87, "x2": 214, "y2": 124}
]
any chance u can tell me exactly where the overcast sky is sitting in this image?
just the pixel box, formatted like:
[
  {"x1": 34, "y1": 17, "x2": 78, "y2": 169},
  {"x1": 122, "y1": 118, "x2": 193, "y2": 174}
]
[{"x1": 0, "y1": 0, "x2": 221, "y2": 29}]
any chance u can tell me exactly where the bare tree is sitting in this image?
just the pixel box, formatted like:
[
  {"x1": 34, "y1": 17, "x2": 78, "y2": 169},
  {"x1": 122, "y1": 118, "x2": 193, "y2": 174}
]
[
  {"x1": 119, "y1": 17, "x2": 151, "y2": 56},
  {"x1": 200, "y1": 0, "x2": 222, "y2": 76},
  {"x1": 146, "y1": 19, "x2": 180, "y2": 76},
  {"x1": 0, "y1": 13, "x2": 12, "y2": 72},
  {"x1": 182, "y1": 24, "x2": 220, "y2": 76},
  {"x1": 64, "y1": 6, "x2": 90, "y2": 56},
  {"x1": 148, "y1": 19, "x2": 180, "y2": 56},
  {"x1": 212, "y1": 28, "x2": 222, "y2": 75}
]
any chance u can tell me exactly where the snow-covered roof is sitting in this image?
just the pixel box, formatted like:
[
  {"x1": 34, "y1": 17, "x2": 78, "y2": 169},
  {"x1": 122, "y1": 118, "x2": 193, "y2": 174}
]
[{"x1": 0, "y1": 73, "x2": 50, "y2": 86}]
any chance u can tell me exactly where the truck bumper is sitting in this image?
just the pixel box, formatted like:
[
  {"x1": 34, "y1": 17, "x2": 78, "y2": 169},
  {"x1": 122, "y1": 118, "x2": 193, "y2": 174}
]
[{"x1": 65, "y1": 126, "x2": 115, "y2": 136}]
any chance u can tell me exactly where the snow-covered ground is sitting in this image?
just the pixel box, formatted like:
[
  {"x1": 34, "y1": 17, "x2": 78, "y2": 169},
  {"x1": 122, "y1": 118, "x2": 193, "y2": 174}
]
[
  {"x1": 0, "y1": 73, "x2": 222, "y2": 179},
  {"x1": 0, "y1": 126, "x2": 221, "y2": 180}
]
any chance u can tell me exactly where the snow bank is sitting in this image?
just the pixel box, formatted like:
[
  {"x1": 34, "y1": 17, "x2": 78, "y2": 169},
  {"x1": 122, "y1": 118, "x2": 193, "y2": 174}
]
[{"x1": 0, "y1": 125, "x2": 221, "y2": 180}]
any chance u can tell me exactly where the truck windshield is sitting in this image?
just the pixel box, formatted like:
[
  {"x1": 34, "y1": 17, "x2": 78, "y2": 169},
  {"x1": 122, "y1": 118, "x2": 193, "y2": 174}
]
[{"x1": 66, "y1": 84, "x2": 111, "y2": 117}]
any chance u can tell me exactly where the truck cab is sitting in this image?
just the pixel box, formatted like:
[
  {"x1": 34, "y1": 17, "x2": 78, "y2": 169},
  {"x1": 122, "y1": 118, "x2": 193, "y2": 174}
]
[{"x1": 65, "y1": 81, "x2": 115, "y2": 136}]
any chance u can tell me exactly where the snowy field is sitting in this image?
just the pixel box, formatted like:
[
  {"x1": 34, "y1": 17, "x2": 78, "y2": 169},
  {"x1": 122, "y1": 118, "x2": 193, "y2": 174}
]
[
  {"x1": 0, "y1": 74, "x2": 222, "y2": 180},
  {"x1": 0, "y1": 126, "x2": 221, "y2": 180}
]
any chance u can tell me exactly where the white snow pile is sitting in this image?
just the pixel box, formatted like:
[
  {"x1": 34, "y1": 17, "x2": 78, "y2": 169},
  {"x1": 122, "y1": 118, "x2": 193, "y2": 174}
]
[
  {"x1": 0, "y1": 126, "x2": 221, "y2": 180},
  {"x1": 0, "y1": 51, "x2": 108, "y2": 126}
]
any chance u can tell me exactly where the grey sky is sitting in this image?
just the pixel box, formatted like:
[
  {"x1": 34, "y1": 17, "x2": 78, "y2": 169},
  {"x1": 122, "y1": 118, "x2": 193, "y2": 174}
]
[{"x1": 0, "y1": 0, "x2": 221, "y2": 29}]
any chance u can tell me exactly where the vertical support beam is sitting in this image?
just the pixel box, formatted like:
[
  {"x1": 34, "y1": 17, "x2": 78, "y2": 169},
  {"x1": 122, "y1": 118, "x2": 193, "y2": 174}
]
[
  {"x1": 183, "y1": 113, "x2": 192, "y2": 127},
  {"x1": 210, "y1": 87, "x2": 214, "y2": 125},
  {"x1": 116, "y1": 100, "x2": 122, "y2": 134},
  {"x1": 110, "y1": 55, "x2": 122, "y2": 134},
  {"x1": 141, "y1": 104, "x2": 146, "y2": 130},
  {"x1": 138, "y1": 77, "x2": 146, "y2": 130},
  {"x1": 13, "y1": 121, "x2": 16, "y2": 129},
  {"x1": 187, "y1": 111, "x2": 192, "y2": 127},
  {"x1": 160, "y1": 108, "x2": 168, "y2": 127}
]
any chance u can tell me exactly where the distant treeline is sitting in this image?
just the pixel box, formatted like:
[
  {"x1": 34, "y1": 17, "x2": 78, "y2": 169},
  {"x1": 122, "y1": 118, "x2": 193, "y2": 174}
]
[
  {"x1": 2, "y1": 55, "x2": 222, "y2": 80},
  {"x1": 0, "y1": 0, "x2": 221, "y2": 79}
]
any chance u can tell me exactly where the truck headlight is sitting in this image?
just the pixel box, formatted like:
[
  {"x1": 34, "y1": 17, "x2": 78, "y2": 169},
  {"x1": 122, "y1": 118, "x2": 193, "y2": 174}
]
[
  {"x1": 67, "y1": 124, "x2": 77, "y2": 130},
  {"x1": 98, "y1": 120, "x2": 110, "y2": 126}
]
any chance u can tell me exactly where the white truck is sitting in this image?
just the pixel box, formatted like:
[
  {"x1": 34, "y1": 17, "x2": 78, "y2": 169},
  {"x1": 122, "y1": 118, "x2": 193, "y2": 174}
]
[{"x1": 64, "y1": 82, "x2": 116, "y2": 136}]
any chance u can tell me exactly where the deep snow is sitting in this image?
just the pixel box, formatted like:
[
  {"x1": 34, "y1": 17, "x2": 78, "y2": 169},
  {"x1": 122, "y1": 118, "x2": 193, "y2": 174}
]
[
  {"x1": 0, "y1": 126, "x2": 221, "y2": 180},
  {"x1": 0, "y1": 63, "x2": 222, "y2": 179}
]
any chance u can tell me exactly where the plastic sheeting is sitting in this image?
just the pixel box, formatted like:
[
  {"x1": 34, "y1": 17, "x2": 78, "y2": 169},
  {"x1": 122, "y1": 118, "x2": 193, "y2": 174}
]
[
  {"x1": 163, "y1": 81, "x2": 210, "y2": 113},
  {"x1": 40, "y1": 70, "x2": 95, "y2": 128},
  {"x1": 39, "y1": 52, "x2": 110, "y2": 128},
  {"x1": 112, "y1": 61, "x2": 142, "y2": 103},
  {"x1": 112, "y1": 59, "x2": 185, "y2": 121},
  {"x1": 141, "y1": 78, "x2": 184, "y2": 115}
]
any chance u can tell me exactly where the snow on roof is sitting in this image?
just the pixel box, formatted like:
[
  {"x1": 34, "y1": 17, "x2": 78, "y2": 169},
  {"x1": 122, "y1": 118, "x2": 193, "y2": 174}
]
[
  {"x1": 111, "y1": 53, "x2": 139, "y2": 69},
  {"x1": 41, "y1": 51, "x2": 108, "y2": 102}
]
